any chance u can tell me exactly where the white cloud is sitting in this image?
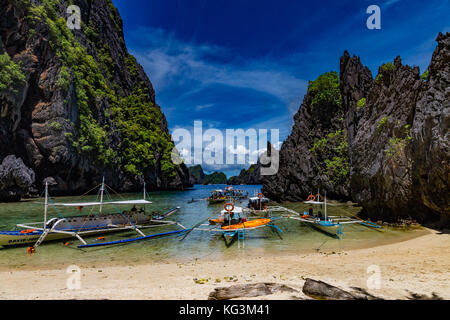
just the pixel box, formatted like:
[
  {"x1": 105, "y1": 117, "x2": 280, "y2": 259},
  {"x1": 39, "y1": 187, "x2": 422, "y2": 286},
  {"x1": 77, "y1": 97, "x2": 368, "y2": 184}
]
[{"x1": 195, "y1": 103, "x2": 214, "y2": 111}]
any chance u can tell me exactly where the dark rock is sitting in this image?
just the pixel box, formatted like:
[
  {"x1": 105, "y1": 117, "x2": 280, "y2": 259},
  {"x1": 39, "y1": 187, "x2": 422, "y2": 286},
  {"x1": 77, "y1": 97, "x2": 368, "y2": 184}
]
[
  {"x1": 208, "y1": 282, "x2": 298, "y2": 300},
  {"x1": 262, "y1": 32, "x2": 449, "y2": 226},
  {"x1": 228, "y1": 163, "x2": 262, "y2": 185},
  {"x1": 302, "y1": 278, "x2": 356, "y2": 300},
  {"x1": 188, "y1": 164, "x2": 206, "y2": 184},
  {"x1": 262, "y1": 72, "x2": 350, "y2": 201},
  {"x1": 348, "y1": 32, "x2": 449, "y2": 225},
  {"x1": 202, "y1": 171, "x2": 227, "y2": 185},
  {"x1": 0, "y1": 154, "x2": 35, "y2": 201}
]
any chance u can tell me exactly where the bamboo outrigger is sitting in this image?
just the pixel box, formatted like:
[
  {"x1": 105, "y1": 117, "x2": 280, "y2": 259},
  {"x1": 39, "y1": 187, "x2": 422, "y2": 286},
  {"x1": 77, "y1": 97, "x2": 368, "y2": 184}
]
[
  {"x1": 0, "y1": 178, "x2": 187, "y2": 250},
  {"x1": 183, "y1": 202, "x2": 282, "y2": 248},
  {"x1": 265, "y1": 191, "x2": 382, "y2": 239}
]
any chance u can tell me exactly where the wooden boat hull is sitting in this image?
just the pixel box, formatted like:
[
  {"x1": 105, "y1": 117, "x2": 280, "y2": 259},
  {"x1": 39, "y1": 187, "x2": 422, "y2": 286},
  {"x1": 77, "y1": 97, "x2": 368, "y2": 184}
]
[
  {"x1": 221, "y1": 218, "x2": 271, "y2": 230},
  {"x1": 0, "y1": 227, "x2": 123, "y2": 247},
  {"x1": 0, "y1": 211, "x2": 166, "y2": 247}
]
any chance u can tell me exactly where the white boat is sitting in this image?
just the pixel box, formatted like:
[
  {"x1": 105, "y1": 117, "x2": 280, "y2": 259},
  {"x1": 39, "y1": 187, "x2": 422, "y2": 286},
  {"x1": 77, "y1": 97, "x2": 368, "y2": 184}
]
[{"x1": 0, "y1": 178, "x2": 185, "y2": 249}]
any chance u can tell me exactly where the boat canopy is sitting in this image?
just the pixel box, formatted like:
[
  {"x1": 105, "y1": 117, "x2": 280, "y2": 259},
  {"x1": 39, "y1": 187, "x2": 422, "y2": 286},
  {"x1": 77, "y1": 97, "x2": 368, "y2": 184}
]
[
  {"x1": 249, "y1": 196, "x2": 269, "y2": 201},
  {"x1": 52, "y1": 199, "x2": 153, "y2": 207},
  {"x1": 220, "y1": 206, "x2": 243, "y2": 214},
  {"x1": 304, "y1": 200, "x2": 325, "y2": 205}
]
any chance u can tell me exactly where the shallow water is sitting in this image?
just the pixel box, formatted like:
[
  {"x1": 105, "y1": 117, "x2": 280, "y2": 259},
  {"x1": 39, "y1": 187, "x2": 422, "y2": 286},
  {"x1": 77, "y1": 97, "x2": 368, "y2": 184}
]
[{"x1": 0, "y1": 185, "x2": 427, "y2": 270}]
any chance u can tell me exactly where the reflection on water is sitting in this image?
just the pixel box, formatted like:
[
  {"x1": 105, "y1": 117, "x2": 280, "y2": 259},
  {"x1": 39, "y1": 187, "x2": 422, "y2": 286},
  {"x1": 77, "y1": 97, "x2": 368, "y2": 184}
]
[{"x1": 0, "y1": 185, "x2": 427, "y2": 270}]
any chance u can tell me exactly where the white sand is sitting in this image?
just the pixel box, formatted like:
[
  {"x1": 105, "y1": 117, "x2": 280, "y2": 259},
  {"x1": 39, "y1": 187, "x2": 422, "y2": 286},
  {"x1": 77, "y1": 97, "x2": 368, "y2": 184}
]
[{"x1": 0, "y1": 229, "x2": 449, "y2": 300}]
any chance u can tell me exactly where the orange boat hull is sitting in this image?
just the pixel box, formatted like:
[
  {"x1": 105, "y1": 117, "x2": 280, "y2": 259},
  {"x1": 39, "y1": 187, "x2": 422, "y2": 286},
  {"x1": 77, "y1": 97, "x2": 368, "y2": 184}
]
[{"x1": 221, "y1": 218, "x2": 271, "y2": 230}]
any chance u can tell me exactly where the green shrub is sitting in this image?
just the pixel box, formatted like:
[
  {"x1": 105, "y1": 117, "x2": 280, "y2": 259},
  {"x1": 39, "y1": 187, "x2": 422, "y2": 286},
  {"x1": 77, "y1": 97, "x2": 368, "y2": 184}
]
[
  {"x1": 421, "y1": 69, "x2": 429, "y2": 81},
  {"x1": 309, "y1": 129, "x2": 349, "y2": 185},
  {"x1": 325, "y1": 156, "x2": 349, "y2": 185},
  {"x1": 381, "y1": 62, "x2": 395, "y2": 72},
  {"x1": 357, "y1": 97, "x2": 366, "y2": 110},
  {"x1": 310, "y1": 137, "x2": 328, "y2": 154},
  {"x1": 385, "y1": 137, "x2": 406, "y2": 158},
  {"x1": 307, "y1": 71, "x2": 342, "y2": 107},
  {"x1": 49, "y1": 121, "x2": 62, "y2": 130},
  {"x1": 0, "y1": 53, "x2": 26, "y2": 95},
  {"x1": 375, "y1": 74, "x2": 383, "y2": 84},
  {"x1": 377, "y1": 116, "x2": 389, "y2": 133},
  {"x1": 56, "y1": 66, "x2": 71, "y2": 93}
]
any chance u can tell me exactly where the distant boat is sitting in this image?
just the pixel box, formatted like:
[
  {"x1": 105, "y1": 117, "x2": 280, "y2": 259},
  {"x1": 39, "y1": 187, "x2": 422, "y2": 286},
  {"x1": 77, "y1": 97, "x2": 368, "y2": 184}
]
[
  {"x1": 206, "y1": 189, "x2": 228, "y2": 204},
  {"x1": 248, "y1": 193, "x2": 270, "y2": 210}
]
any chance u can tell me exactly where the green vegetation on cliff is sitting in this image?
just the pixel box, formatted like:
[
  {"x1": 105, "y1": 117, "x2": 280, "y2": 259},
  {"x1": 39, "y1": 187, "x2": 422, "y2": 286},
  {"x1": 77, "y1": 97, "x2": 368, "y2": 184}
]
[
  {"x1": 307, "y1": 71, "x2": 342, "y2": 107},
  {"x1": 188, "y1": 165, "x2": 205, "y2": 183},
  {"x1": 0, "y1": 53, "x2": 25, "y2": 96},
  {"x1": 23, "y1": 0, "x2": 177, "y2": 177},
  {"x1": 202, "y1": 172, "x2": 227, "y2": 185},
  {"x1": 310, "y1": 129, "x2": 349, "y2": 185},
  {"x1": 357, "y1": 97, "x2": 366, "y2": 110}
]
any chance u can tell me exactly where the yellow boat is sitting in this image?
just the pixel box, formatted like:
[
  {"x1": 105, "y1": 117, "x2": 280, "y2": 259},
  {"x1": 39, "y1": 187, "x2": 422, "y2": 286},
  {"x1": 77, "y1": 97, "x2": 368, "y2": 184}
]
[{"x1": 221, "y1": 218, "x2": 271, "y2": 230}]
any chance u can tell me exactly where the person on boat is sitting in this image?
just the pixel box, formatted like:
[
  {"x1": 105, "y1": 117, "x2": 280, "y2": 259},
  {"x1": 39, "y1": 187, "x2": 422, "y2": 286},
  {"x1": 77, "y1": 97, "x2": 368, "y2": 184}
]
[
  {"x1": 318, "y1": 211, "x2": 323, "y2": 220},
  {"x1": 139, "y1": 207, "x2": 144, "y2": 213},
  {"x1": 308, "y1": 207, "x2": 313, "y2": 216},
  {"x1": 131, "y1": 205, "x2": 137, "y2": 212}
]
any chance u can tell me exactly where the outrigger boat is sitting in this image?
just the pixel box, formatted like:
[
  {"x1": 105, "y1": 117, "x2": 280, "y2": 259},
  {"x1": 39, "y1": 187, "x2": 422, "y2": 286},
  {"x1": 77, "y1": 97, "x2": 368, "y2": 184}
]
[
  {"x1": 183, "y1": 202, "x2": 282, "y2": 248},
  {"x1": 224, "y1": 186, "x2": 248, "y2": 200},
  {"x1": 206, "y1": 189, "x2": 228, "y2": 204},
  {"x1": 248, "y1": 193, "x2": 270, "y2": 211},
  {"x1": 268, "y1": 191, "x2": 381, "y2": 239},
  {"x1": 0, "y1": 178, "x2": 187, "y2": 250}
]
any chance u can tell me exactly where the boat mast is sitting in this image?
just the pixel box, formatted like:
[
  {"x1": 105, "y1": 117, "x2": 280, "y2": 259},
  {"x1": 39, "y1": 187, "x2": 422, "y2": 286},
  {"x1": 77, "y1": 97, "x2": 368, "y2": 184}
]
[
  {"x1": 99, "y1": 176, "x2": 105, "y2": 214},
  {"x1": 325, "y1": 191, "x2": 327, "y2": 220},
  {"x1": 43, "y1": 181, "x2": 48, "y2": 229},
  {"x1": 143, "y1": 181, "x2": 146, "y2": 213}
]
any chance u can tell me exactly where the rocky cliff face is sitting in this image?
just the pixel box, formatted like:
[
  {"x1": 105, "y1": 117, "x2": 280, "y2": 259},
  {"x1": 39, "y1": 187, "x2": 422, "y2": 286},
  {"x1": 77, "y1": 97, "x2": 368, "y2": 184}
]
[
  {"x1": 262, "y1": 71, "x2": 351, "y2": 201},
  {"x1": 347, "y1": 33, "x2": 449, "y2": 225},
  {"x1": 263, "y1": 32, "x2": 449, "y2": 226},
  {"x1": 228, "y1": 163, "x2": 262, "y2": 185},
  {"x1": 0, "y1": 0, "x2": 191, "y2": 200},
  {"x1": 188, "y1": 165, "x2": 205, "y2": 184}
]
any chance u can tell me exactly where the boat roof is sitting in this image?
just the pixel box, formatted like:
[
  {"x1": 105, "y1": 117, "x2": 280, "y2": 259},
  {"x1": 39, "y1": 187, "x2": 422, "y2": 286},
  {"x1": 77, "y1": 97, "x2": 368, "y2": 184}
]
[
  {"x1": 304, "y1": 200, "x2": 325, "y2": 205},
  {"x1": 249, "y1": 197, "x2": 269, "y2": 201},
  {"x1": 52, "y1": 199, "x2": 152, "y2": 207},
  {"x1": 220, "y1": 206, "x2": 243, "y2": 214}
]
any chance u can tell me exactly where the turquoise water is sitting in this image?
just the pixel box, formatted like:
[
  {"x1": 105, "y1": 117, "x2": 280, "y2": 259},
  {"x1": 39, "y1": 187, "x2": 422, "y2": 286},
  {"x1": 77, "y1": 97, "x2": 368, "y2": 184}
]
[{"x1": 0, "y1": 185, "x2": 426, "y2": 270}]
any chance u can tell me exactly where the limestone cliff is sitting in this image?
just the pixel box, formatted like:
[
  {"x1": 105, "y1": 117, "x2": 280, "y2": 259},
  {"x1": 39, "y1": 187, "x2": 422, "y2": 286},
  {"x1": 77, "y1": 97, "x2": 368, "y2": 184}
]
[
  {"x1": 263, "y1": 32, "x2": 449, "y2": 226},
  {"x1": 262, "y1": 71, "x2": 351, "y2": 201},
  {"x1": 347, "y1": 33, "x2": 449, "y2": 225},
  {"x1": 0, "y1": 0, "x2": 191, "y2": 200},
  {"x1": 228, "y1": 164, "x2": 262, "y2": 185}
]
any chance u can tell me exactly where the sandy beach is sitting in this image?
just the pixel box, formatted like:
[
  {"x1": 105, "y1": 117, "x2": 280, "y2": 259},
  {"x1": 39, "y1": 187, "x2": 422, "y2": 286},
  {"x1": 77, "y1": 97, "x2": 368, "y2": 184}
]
[{"x1": 0, "y1": 228, "x2": 449, "y2": 300}]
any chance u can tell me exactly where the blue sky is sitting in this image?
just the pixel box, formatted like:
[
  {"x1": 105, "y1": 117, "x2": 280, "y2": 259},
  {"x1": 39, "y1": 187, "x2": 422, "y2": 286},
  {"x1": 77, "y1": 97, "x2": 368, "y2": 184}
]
[{"x1": 112, "y1": 0, "x2": 449, "y2": 177}]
